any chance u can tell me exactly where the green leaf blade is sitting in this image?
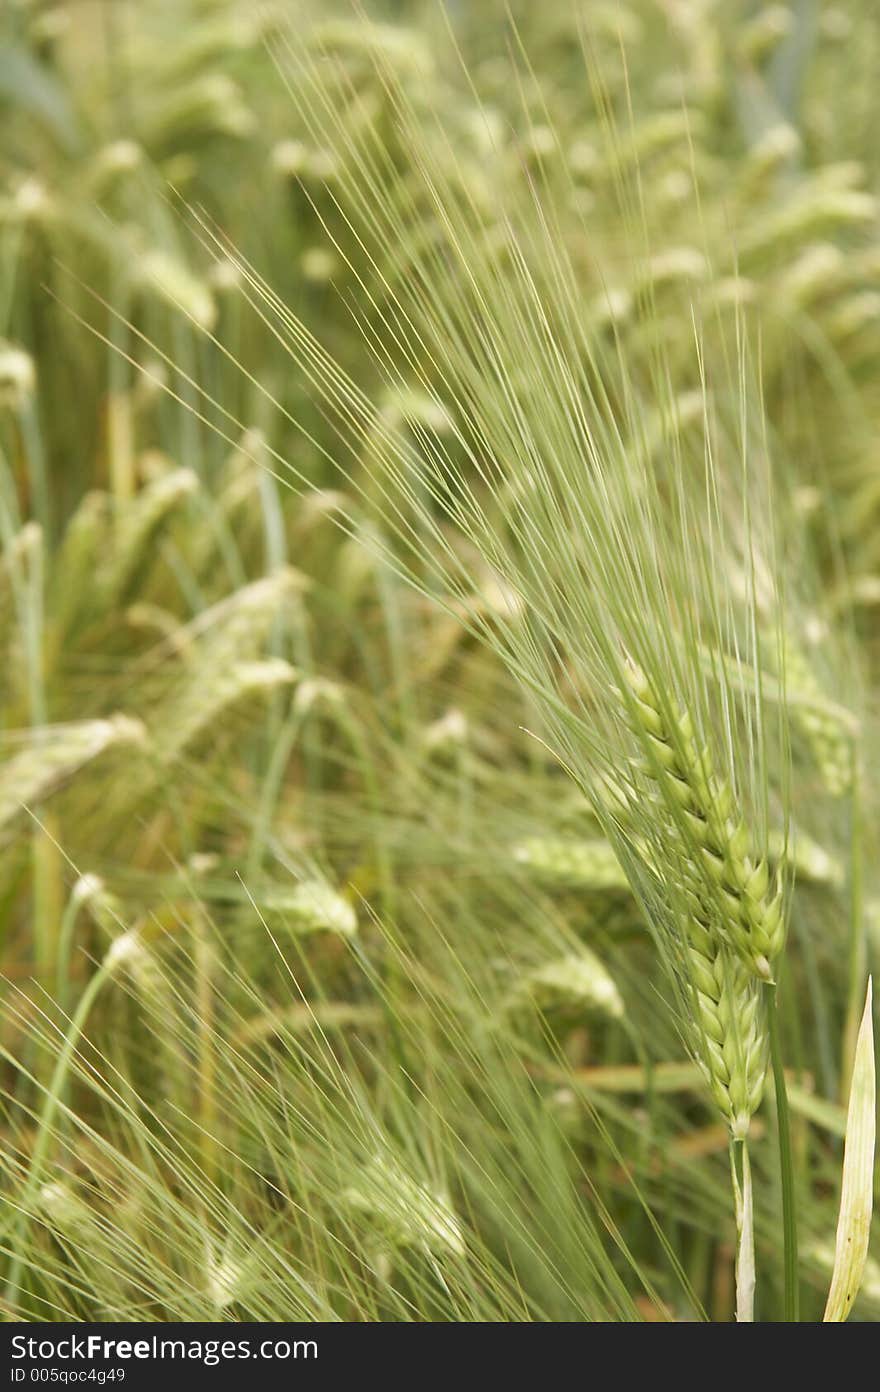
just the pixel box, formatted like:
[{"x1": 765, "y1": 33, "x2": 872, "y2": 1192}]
[{"x1": 824, "y1": 979, "x2": 876, "y2": 1322}]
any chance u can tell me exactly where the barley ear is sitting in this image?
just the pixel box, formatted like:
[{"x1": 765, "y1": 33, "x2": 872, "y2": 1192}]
[
  {"x1": 824, "y1": 978, "x2": 876, "y2": 1321},
  {"x1": 625, "y1": 663, "x2": 785, "y2": 979}
]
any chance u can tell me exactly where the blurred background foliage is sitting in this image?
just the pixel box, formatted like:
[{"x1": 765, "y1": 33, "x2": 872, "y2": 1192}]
[{"x1": 0, "y1": 0, "x2": 879, "y2": 1321}]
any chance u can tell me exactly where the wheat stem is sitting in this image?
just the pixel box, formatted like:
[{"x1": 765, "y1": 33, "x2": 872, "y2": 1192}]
[{"x1": 731, "y1": 1138, "x2": 755, "y2": 1322}]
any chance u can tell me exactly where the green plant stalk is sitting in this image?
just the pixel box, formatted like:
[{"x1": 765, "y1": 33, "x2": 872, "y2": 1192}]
[
  {"x1": 3, "y1": 965, "x2": 109, "y2": 1308},
  {"x1": 19, "y1": 400, "x2": 50, "y2": 547},
  {"x1": 730, "y1": 1139, "x2": 755, "y2": 1322},
  {"x1": 32, "y1": 813, "x2": 63, "y2": 986},
  {"x1": 22, "y1": 509, "x2": 53, "y2": 988},
  {"x1": 333, "y1": 706, "x2": 397, "y2": 926},
  {"x1": 766, "y1": 981, "x2": 799, "y2": 1320},
  {"x1": 841, "y1": 745, "x2": 866, "y2": 1099},
  {"x1": 246, "y1": 705, "x2": 306, "y2": 880}
]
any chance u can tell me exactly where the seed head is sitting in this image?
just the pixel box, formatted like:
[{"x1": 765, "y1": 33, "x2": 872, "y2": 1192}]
[{"x1": 625, "y1": 662, "x2": 786, "y2": 979}]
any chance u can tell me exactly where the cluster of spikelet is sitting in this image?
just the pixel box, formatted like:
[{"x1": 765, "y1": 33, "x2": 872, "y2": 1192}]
[{"x1": 624, "y1": 664, "x2": 781, "y2": 1138}]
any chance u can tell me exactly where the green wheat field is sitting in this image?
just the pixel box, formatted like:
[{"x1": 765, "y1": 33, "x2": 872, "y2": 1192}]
[{"x1": 1, "y1": 0, "x2": 878, "y2": 1324}]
